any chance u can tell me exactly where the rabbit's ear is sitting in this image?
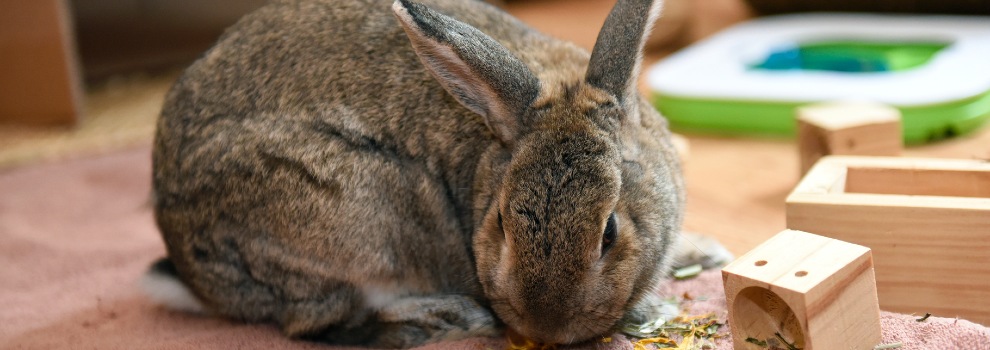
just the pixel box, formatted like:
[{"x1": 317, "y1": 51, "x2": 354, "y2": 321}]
[
  {"x1": 393, "y1": 0, "x2": 539, "y2": 146},
  {"x1": 585, "y1": 0, "x2": 662, "y2": 118}
]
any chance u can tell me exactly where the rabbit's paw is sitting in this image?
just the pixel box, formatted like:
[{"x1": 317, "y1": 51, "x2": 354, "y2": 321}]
[
  {"x1": 368, "y1": 295, "x2": 500, "y2": 348},
  {"x1": 620, "y1": 293, "x2": 680, "y2": 328},
  {"x1": 671, "y1": 231, "x2": 735, "y2": 271}
]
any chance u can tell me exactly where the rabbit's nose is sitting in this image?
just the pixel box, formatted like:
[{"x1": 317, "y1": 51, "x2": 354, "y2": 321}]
[{"x1": 514, "y1": 301, "x2": 587, "y2": 343}]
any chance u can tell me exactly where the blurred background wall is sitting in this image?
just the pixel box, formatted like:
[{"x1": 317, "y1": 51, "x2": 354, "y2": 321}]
[
  {"x1": 69, "y1": 0, "x2": 990, "y2": 82},
  {"x1": 71, "y1": 0, "x2": 267, "y2": 82}
]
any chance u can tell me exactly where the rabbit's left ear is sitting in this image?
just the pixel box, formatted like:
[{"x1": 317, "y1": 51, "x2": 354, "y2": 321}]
[
  {"x1": 585, "y1": 0, "x2": 663, "y2": 122},
  {"x1": 392, "y1": 0, "x2": 539, "y2": 147}
]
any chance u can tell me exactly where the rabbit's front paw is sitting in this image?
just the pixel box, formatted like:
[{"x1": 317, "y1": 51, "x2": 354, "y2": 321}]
[{"x1": 671, "y1": 231, "x2": 735, "y2": 271}]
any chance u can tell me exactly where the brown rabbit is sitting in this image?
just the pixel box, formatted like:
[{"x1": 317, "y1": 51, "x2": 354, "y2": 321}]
[{"x1": 144, "y1": 0, "x2": 727, "y2": 347}]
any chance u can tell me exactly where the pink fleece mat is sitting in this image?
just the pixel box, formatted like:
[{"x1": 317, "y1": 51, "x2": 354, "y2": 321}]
[{"x1": 1, "y1": 147, "x2": 987, "y2": 349}]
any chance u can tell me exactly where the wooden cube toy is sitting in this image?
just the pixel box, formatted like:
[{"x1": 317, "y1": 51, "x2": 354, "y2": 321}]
[
  {"x1": 722, "y1": 229, "x2": 881, "y2": 350},
  {"x1": 797, "y1": 101, "x2": 902, "y2": 174},
  {"x1": 787, "y1": 155, "x2": 990, "y2": 325}
]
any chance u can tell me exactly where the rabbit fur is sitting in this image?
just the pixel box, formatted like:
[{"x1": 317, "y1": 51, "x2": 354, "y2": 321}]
[{"x1": 147, "y1": 0, "x2": 713, "y2": 347}]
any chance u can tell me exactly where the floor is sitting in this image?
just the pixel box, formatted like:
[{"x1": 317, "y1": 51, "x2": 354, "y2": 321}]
[{"x1": 1, "y1": 0, "x2": 989, "y2": 256}]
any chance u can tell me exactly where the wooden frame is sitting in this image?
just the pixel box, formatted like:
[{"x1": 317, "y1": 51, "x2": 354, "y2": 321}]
[
  {"x1": 787, "y1": 156, "x2": 990, "y2": 325},
  {"x1": 722, "y1": 229, "x2": 882, "y2": 350},
  {"x1": 797, "y1": 101, "x2": 902, "y2": 174}
]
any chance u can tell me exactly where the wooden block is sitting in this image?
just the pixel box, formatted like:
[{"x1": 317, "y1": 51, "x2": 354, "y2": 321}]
[
  {"x1": 797, "y1": 101, "x2": 902, "y2": 174},
  {"x1": 0, "y1": 0, "x2": 83, "y2": 125},
  {"x1": 722, "y1": 229, "x2": 882, "y2": 350},
  {"x1": 787, "y1": 156, "x2": 990, "y2": 325}
]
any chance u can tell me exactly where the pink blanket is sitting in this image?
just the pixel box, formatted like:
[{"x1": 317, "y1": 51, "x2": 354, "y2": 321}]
[{"x1": 2, "y1": 147, "x2": 987, "y2": 349}]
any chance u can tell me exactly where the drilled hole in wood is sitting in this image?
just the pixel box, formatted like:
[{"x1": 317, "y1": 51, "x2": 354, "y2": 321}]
[
  {"x1": 794, "y1": 271, "x2": 808, "y2": 277},
  {"x1": 733, "y1": 287, "x2": 805, "y2": 349},
  {"x1": 755, "y1": 260, "x2": 768, "y2": 267}
]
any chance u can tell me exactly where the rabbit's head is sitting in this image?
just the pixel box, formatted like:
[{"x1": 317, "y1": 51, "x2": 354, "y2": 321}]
[{"x1": 393, "y1": 0, "x2": 678, "y2": 344}]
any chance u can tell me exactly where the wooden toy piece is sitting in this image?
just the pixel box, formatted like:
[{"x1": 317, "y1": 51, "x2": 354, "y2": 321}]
[
  {"x1": 797, "y1": 101, "x2": 902, "y2": 174},
  {"x1": 0, "y1": 0, "x2": 82, "y2": 125},
  {"x1": 722, "y1": 229, "x2": 882, "y2": 350},
  {"x1": 787, "y1": 156, "x2": 990, "y2": 325}
]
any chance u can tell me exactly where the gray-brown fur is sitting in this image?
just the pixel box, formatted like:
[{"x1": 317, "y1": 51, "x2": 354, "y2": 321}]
[{"x1": 150, "y1": 0, "x2": 687, "y2": 347}]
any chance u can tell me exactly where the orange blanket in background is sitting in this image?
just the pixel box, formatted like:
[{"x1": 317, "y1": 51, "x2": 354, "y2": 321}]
[{"x1": 1, "y1": 147, "x2": 987, "y2": 350}]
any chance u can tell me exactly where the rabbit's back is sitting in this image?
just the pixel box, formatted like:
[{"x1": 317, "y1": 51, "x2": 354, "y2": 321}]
[
  {"x1": 157, "y1": 0, "x2": 586, "y2": 160},
  {"x1": 154, "y1": 0, "x2": 590, "y2": 218}
]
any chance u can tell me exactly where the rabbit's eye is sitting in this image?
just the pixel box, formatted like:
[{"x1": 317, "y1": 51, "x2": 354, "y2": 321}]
[{"x1": 602, "y1": 212, "x2": 617, "y2": 254}]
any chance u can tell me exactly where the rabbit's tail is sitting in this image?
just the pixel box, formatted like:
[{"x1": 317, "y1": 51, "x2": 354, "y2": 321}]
[{"x1": 140, "y1": 257, "x2": 206, "y2": 314}]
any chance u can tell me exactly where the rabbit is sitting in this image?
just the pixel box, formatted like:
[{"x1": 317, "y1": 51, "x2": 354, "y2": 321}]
[{"x1": 144, "y1": 0, "x2": 730, "y2": 347}]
